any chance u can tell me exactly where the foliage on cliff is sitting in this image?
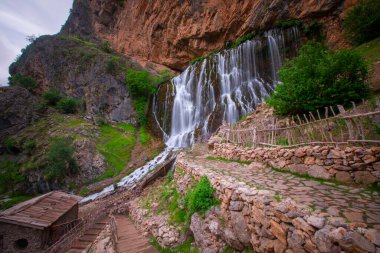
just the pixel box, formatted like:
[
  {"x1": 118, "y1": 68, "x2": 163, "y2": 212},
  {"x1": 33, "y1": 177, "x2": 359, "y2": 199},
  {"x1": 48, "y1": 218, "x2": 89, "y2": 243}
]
[
  {"x1": 343, "y1": 0, "x2": 380, "y2": 45},
  {"x1": 267, "y1": 42, "x2": 369, "y2": 115},
  {"x1": 125, "y1": 69, "x2": 171, "y2": 125}
]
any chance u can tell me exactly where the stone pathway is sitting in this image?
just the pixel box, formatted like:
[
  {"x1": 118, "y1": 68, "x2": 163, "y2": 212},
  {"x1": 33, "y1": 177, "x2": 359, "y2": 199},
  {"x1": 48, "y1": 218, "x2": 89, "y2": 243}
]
[{"x1": 186, "y1": 149, "x2": 380, "y2": 229}]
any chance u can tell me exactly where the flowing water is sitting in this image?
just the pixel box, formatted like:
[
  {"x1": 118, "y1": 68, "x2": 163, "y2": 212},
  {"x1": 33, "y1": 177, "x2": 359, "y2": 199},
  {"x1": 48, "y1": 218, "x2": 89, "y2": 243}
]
[
  {"x1": 154, "y1": 27, "x2": 301, "y2": 148},
  {"x1": 80, "y1": 148, "x2": 172, "y2": 203},
  {"x1": 82, "y1": 27, "x2": 301, "y2": 202}
]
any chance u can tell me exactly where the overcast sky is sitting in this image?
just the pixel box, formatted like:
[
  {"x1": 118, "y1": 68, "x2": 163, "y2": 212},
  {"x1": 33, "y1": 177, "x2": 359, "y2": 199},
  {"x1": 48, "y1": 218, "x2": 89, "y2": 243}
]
[{"x1": 0, "y1": 0, "x2": 73, "y2": 86}]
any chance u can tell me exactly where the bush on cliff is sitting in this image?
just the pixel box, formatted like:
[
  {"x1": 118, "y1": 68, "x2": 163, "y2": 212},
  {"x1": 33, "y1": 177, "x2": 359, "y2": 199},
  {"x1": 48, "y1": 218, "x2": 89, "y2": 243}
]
[
  {"x1": 8, "y1": 73, "x2": 37, "y2": 90},
  {"x1": 343, "y1": 0, "x2": 380, "y2": 45},
  {"x1": 0, "y1": 158, "x2": 24, "y2": 193},
  {"x1": 57, "y1": 97, "x2": 78, "y2": 114},
  {"x1": 125, "y1": 69, "x2": 171, "y2": 125},
  {"x1": 43, "y1": 89, "x2": 62, "y2": 106},
  {"x1": 45, "y1": 137, "x2": 78, "y2": 181},
  {"x1": 267, "y1": 42, "x2": 369, "y2": 116}
]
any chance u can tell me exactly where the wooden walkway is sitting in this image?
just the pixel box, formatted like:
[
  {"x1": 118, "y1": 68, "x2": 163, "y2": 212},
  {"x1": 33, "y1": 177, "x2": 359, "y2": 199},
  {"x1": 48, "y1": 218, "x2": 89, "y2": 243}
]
[
  {"x1": 114, "y1": 214, "x2": 158, "y2": 253},
  {"x1": 67, "y1": 216, "x2": 109, "y2": 253}
]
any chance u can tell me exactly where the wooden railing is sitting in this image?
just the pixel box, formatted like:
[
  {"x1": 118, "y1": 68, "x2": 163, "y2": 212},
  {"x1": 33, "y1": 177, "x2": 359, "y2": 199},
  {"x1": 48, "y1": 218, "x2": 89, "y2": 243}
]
[
  {"x1": 219, "y1": 102, "x2": 380, "y2": 148},
  {"x1": 44, "y1": 154, "x2": 176, "y2": 253}
]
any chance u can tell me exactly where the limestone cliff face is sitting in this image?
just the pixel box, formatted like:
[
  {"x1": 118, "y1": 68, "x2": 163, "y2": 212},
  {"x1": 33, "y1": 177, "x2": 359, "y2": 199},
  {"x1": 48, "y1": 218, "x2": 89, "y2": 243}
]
[{"x1": 62, "y1": 0, "x2": 359, "y2": 70}]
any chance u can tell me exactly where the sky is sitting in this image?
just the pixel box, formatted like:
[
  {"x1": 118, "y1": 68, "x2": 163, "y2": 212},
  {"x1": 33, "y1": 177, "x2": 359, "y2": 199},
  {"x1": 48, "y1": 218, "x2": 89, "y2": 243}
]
[{"x1": 0, "y1": 0, "x2": 73, "y2": 86}]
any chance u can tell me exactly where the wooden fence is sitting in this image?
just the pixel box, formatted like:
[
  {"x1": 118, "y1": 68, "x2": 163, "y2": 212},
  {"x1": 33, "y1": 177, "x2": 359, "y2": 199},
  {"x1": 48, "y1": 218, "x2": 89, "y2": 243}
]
[{"x1": 219, "y1": 102, "x2": 380, "y2": 148}]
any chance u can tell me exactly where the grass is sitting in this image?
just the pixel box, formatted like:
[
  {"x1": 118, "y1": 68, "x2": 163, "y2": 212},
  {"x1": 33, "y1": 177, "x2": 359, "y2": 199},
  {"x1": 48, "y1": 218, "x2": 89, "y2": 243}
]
[
  {"x1": 354, "y1": 36, "x2": 380, "y2": 64},
  {"x1": 139, "y1": 126, "x2": 151, "y2": 145},
  {"x1": 206, "y1": 156, "x2": 251, "y2": 165},
  {"x1": 63, "y1": 118, "x2": 84, "y2": 127},
  {"x1": 79, "y1": 187, "x2": 91, "y2": 196},
  {"x1": 94, "y1": 123, "x2": 136, "y2": 181},
  {"x1": 0, "y1": 195, "x2": 33, "y2": 210},
  {"x1": 365, "y1": 182, "x2": 380, "y2": 195},
  {"x1": 151, "y1": 239, "x2": 198, "y2": 253}
]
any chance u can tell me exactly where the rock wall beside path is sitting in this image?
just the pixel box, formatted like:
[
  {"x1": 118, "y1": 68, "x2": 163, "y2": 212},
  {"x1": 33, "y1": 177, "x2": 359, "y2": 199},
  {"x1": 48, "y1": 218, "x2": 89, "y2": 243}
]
[
  {"x1": 212, "y1": 143, "x2": 380, "y2": 186},
  {"x1": 175, "y1": 154, "x2": 380, "y2": 253}
]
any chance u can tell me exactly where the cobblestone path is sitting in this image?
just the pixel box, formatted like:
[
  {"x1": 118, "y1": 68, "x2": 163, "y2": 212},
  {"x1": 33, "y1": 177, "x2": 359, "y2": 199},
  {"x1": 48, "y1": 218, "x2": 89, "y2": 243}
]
[{"x1": 186, "y1": 149, "x2": 380, "y2": 229}]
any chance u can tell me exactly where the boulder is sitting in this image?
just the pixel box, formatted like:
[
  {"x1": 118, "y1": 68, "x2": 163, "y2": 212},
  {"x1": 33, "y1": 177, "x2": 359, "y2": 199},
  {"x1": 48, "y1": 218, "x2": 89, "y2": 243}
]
[
  {"x1": 353, "y1": 171, "x2": 377, "y2": 185},
  {"x1": 308, "y1": 165, "x2": 331, "y2": 180},
  {"x1": 335, "y1": 171, "x2": 353, "y2": 184}
]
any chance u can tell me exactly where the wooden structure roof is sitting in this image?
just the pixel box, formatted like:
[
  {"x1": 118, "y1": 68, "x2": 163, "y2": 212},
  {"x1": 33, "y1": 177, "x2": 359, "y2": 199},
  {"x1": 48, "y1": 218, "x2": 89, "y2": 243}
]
[{"x1": 0, "y1": 191, "x2": 81, "y2": 230}]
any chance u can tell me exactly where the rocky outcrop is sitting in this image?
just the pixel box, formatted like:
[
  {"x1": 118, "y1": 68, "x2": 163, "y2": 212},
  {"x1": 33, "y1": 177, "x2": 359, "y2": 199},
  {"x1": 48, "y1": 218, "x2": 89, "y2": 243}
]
[
  {"x1": 9, "y1": 35, "x2": 139, "y2": 123},
  {"x1": 71, "y1": 139, "x2": 107, "y2": 185},
  {"x1": 211, "y1": 143, "x2": 380, "y2": 186},
  {"x1": 0, "y1": 87, "x2": 43, "y2": 140},
  {"x1": 62, "y1": 0, "x2": 359, "y2": 70}
]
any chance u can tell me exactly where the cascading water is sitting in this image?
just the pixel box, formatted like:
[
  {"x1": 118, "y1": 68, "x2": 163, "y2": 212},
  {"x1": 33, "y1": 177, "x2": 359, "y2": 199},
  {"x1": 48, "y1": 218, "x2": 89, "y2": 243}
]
[
  {"x1": 82, "y1": 27, "x2": 301, "y2": 203},
  {"x1": 154, "y1": 27, "x2": 301, "y2": 148}
]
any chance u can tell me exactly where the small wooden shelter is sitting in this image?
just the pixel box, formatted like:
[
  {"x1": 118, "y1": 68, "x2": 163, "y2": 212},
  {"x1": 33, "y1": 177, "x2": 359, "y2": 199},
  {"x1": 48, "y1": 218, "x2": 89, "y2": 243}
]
[{"x1": 0, "y1": 191, "x2": 81, "y2": 253}]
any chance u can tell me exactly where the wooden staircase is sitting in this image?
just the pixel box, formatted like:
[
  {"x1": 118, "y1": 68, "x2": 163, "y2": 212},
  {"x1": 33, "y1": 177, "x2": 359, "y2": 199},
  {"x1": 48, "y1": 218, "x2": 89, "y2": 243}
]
[
  {"x1": 114, "y1": 214, "x2": 158, "y2": 253},
  {"x1": 67, "y1": 216, "x2": 109, "y2": 253}
]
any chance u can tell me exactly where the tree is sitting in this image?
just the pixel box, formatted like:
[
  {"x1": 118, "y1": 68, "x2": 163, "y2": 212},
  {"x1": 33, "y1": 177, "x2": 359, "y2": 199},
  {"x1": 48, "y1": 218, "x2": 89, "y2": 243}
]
[
  {"x1": 0, "y1": 159, "x2": 24, "y2": 193},
  {"x1": 267, "y1": 42, "x2": 369, "y2": 115},
  {"x1": 45, "y1": 138, "x2": 78, "y2": 181}
]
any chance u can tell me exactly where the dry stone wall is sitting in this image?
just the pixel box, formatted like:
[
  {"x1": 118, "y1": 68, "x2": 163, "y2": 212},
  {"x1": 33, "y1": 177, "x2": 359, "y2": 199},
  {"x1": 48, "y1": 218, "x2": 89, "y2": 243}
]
[
  {"x1": 175, "y1": 154, "x2": 380, "y2": 253},
  {"x1": 211, "y1": 143, "x2": 380, "y2": 186}
]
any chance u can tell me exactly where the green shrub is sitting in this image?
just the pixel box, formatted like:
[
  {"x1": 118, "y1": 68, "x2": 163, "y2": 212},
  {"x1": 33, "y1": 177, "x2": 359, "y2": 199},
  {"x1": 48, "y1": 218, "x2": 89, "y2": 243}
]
[
  {"x1": 0, "y1": 195, "x2": 32, "y2": 210},
  {"x1": 0, "y1": 158, "x2": 24, "y2": 193},
  {"x1": 45, "y1": 137, "x2": 78, "y2": 181},
  {"x1": 8, "y1": 73, "x2": 37, "y2": 89},
  {"x1": 42, "y1": 89, "x2": 62, "y2": 106},
  {"x1": 57, "y1": 97, "x2": 78, "y2": 114},
  {"x1": 125, "y1": 69, "x2": 157, "y2": 97},
  {"x1": 275, "y1": 19, "x2": 303, "y2": 29},
  {"x1": 190, "y1": 55, "x2": 207, "y2": 65},
  {"x1": 4, "y1": 137, "x2": 18, "y2": 153},
  {"x1": 100, "y1": 41, "x2": 114, "y2": 53},
  {"x1": 106, "y1": 56, "x2": 121, "y2": 74},
  {"x1": 184, "y1": 176, "x2": 218, "y2": 216},
  {"x1": 231, "y1": 33, "x2": 255, "y2": 48},
  {"x1": 22, "y1": 140, "x2": 36, "y2": 154},
  {"x1": 134, "y1": 98, "x2": 148, "y2": 126},
  {"x1": 343, "y1": 0, "x2": 380, "y2": 45},
  {"x1": 267, "y1": 42, "x2": 369, "y2": 115}
]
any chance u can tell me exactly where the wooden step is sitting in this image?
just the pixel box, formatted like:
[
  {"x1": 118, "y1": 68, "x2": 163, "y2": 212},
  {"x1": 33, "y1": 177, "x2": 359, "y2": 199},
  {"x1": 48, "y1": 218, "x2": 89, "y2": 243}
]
[{"x1": 114, "y1": 214, "x2": 158, "y2": 253}]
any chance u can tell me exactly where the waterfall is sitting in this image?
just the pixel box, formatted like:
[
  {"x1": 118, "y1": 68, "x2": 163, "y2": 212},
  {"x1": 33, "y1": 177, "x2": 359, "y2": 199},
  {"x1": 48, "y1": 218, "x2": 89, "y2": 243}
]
[{"x1": 154, "y1": 27, "x2": 301, "y2": 148}]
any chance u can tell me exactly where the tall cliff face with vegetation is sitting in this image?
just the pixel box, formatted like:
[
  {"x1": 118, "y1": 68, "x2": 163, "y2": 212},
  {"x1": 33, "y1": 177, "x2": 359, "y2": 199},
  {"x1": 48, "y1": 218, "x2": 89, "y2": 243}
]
[{"x1": 62, "y1": 0, "x2": 359, "y2": 70}]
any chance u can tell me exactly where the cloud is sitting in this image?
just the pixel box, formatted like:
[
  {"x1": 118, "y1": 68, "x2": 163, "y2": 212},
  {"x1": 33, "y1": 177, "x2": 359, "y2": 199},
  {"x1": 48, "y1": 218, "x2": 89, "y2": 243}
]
[{"x1": 0, "y1": 0, "x2": 73, "y2": 85}]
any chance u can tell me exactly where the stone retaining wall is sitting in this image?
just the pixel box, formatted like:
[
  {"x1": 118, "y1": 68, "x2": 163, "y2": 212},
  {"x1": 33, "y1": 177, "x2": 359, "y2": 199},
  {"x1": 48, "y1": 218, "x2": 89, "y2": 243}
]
[
  {"x1": 212, "y1": 143, "x2": 380, "y2": 186},
  {"x1": 176, "y1": 154, "x2": 380, "y2": 253}
]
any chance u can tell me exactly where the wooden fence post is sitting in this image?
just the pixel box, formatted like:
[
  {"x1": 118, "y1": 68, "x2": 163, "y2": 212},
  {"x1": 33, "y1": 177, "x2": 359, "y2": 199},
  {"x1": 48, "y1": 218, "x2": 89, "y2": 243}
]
[{"x1": 337, "y1": 105, "x2": 355, "y2": 140}]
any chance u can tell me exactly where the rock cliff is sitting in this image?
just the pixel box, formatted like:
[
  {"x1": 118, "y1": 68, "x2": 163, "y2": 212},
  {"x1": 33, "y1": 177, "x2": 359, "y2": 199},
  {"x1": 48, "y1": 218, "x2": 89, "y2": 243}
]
[
  {"x1": 9, "y1": 35, "x2": 142, "y2": 123},
  {"x1": 62, "y1": 0, "x2": 359, "y2": 70}
]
